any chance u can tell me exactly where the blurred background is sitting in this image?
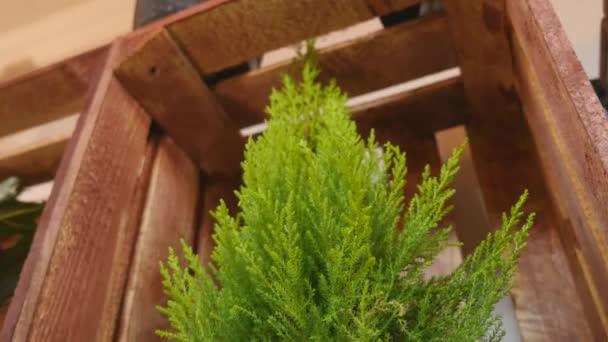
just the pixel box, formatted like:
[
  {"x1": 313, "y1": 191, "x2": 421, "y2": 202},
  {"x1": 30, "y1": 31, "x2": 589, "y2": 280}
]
[{"x1": 0, "y1": 0, "x2": 603, "y2": 82}]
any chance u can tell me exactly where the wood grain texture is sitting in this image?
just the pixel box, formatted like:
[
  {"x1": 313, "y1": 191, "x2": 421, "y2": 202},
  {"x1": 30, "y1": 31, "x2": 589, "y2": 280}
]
[
  {"x1": 1, "y1": 38, "x2": 154, "y2": 341},
  {"x1": 444, "y1": 0, "x2": 595, "y2": 340},
  {"x1": 197, "y1": 176, "x2": 240, "y2": 267},
  {"x1": 0, "y1": 47, "x2": 106, "y2": 137},
  {"x1": 366, "y1": 0, "x2": 421, "y2": 16},
  {"x1": 510, "y1": 0, "x2": 608, "y2": 337},
  {"x1": 214, "y1": 14, "x2": 457, "y2": 128},
  {"x1": 117, "y1": 136, "x2": 200, "y2": 342},
  {"x1": 116, "y1": 30, "x2": 245, "y2": 177},
  {"x1": 0, "y1": 115, "x2": 78, "y2": 186},
  {"x1": 167, "y1": 0, "x2": 374, "y2": 73}
]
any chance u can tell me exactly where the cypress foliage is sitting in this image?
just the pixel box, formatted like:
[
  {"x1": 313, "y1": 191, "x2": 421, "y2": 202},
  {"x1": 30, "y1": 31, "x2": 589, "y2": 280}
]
[{"x1": 157, "y1": 60, "x2": 534, "y2": 341}]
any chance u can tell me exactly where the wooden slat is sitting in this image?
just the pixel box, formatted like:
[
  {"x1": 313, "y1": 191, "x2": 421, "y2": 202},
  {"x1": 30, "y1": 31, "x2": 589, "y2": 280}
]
[
  {"x1": 117, "y1": 136, "x2": 200, "y2": 342},
  {"x1": 215, "y1": 14, "x2": 457, "y2": 128},
  {"x1": 0, "y1": 115, "x2": 77, "y2": 186},
  {"x1": 351, "y1": 76, "x2": 471, "y2": 141},
  {"x1": 366, "y1": 0, "x2": 422, "y2": 16},
  {"x1": 197, "y1": 176, "x2": 241, "y2": 267},
  {"x1": 167, "y1": 0, "x2": 375, "y2": 73},
  {"x1": 443, "y1": 0, "x2": 595, "y2": 340},
  {"x1": 435, "y1": 127, "x2": 492, "y2": 256},
  {"x1": 0, "y1": 47, "x2": 106, "y2": 137},
  {"x1": 116, "y1": 30, "x2": 245, "y2": 177},
  {"x1": 509, "y1": 0, "x2": 608, "y2": 337},
  {"x1": 1, "y1": 35, "x2": 155, "y2": 341}
]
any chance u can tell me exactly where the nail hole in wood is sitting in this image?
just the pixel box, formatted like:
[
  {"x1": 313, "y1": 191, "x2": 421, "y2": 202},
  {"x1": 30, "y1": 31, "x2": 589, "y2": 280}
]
[{"x1": 149, "y1": 66, "x2": 158, "y2": 75}]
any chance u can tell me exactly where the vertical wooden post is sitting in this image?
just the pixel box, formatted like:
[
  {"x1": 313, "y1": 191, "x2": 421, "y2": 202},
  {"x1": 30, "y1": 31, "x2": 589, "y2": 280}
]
[
  {"x1": 443, "y1": 0, "x2": 594, "y2": 340},
  {"x1": 1, "y1": 35, "x2": 157, "y2": 341}
]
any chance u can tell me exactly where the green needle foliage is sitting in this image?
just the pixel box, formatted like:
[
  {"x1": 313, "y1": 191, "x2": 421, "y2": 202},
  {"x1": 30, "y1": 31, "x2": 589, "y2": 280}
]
[{"x1": 157, "y1": 60, "x2": 534, "y2": 341}]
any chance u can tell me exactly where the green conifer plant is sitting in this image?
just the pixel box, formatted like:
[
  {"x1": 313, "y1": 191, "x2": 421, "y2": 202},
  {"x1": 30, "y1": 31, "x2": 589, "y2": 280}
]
[{"x1": 157, "y1": 60, "x2": 534, "y2": 341}]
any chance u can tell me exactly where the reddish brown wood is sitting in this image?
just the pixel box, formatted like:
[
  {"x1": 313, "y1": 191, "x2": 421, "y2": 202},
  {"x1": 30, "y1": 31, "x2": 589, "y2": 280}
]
[
  {"x1": 509, "y1": 0, "x2": 608, "y2": 337},
  {"x1": 116, "y1": 30, "x2": 245, "y2": 177},
  {"x1": 444, "y1": 0, "x2": 595, "y2": 340},
  {"x1": 168, "y1": 0, "x2": 375, "y2": 74},
  {"x1": 0, "y1": 47, "x2": 107, "y2": 137},
  {"x1": 0, "y1": 115, "x2": 77, "y2": 186},
  {"x1": 117, "y1": 136, "x2": 200, "y2": 342},
  {"x1": 215, "y1": 14, "x2": 457, "y2": 127},
  {"x1": 197, "y1": 176, "x2": 241, "y2": 267},
  {"x1": 1, "y1": 37, "x2": 154, "y2": 341}
]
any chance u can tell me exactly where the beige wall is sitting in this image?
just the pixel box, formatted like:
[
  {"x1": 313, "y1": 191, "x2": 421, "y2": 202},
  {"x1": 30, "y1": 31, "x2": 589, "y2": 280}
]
[
  {"x1": 552, "y1": 0, "x2": 602, "y2": 79},
  {"x1": 0, "y1": 0, "x2": 135, "y2": 82}
]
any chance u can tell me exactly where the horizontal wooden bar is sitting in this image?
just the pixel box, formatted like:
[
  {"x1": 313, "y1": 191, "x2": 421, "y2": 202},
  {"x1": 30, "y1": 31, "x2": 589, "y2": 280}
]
[
  {"x1": 215, "y1": 14, "x2": 457, "y2": 128},
  {"x1": 1, "y1": 36, "x2": 155, "y2": 341},
  {"x1": 509, "y1": 0, "x2": 608, "y2": 338},
  {"x1": 0, "y1": 47, "x2": 106, "y2": 137},
  {"x1": 117, "y1": 136, "x2": 200, "y2": 342},
  {"x1": 351, "y1": 75, "x2": 470, "y2": 141},
  {"x1": 116, "y1": 30, "x2": 245, "y2": 177},
  {"x1": 0, "y1": 115, "x2": 77, "y2": 186},
  {"x1": 167, "y1": 0, "x2": 377, "y2": 74}
]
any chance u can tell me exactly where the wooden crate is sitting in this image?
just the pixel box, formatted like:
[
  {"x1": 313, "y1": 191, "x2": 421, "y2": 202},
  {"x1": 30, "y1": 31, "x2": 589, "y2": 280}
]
[{"x1": 2, "y1": 0, "x2": 607, "y2": 340}]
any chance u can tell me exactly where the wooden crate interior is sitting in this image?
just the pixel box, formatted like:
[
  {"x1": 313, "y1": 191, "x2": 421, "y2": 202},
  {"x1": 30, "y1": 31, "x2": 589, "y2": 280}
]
[{"x1": 1, "y1": 0, "x2": 607, "y2": 341}]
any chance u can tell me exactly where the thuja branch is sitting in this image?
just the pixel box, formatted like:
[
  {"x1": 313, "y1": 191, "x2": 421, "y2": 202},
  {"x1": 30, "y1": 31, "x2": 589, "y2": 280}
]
[{"x1": 157, "y1": 59, "x2": 533, "y2": 341}]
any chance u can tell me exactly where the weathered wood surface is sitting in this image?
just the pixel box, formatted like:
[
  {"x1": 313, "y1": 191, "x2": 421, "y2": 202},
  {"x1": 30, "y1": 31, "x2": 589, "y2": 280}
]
[
  {"x1": 168, "y1": 0, "x2": 375, "y2": 74},
  {"x1": 1, "y1": 34, "x2": 156, "y2": 341},
  {"x1": 0, "y1": 47, "x2": 106, "y2": 137},
  {"x1": 509, "y1": 0, "x2": 608, "y2": 337},
  {"x1": 117, "y1": 136, "x2": 200, "y2": 342},
  {"x1": 444, "y1": 0, "x2": 595, "y2": 340},
  {"x1": 0, "y1": 115, "x2": 78, "y2": 186},
  {"x1": 116, "y1": 30, "x2": 244, "y2": 177},
  {"x1": 214, "y1": 14, "x2": 456, "y2": 128}
]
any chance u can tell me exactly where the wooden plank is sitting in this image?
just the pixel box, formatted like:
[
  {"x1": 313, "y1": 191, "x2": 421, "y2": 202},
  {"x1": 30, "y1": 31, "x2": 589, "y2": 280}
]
[
  {"x1": 1, "y1": 36, "x2": 155, "y2": 341},
  {"x1": 117, "y1": 136, "x2": 200, "y2": 342},
  {"x1": 116, "y1": 30, "x2": 245, "y2": 177},
  {"x1": 0, "y1": 47, "x2": 106, "y2": 137},
  {"x1": 0, "y1": 115, "x2": 77, "y2": 186},
  {"x1": 197, "y1": 176, "x2": 241, "y2": 267},
  {"x1": 167, "y1": 0, "x2": 375, "y2": 73},
  {"x1": 351, "y1": 76, "x2": 471, "y2": 141},
  {"x1": 443, "y1": 0, "x2": 595, "y2": 340},
  {"x1": 435, "y1": 126, "x2": 588, "y2": 342},
  {"x1": 214, "y1": 14, "x2": 457, "y2": 128},
  {"x1": 509, "y1": 0, "x2": 608, "y2": 337},
  {"x1": 366, "y1": 0, "x2": 421, "y2": 16}
]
